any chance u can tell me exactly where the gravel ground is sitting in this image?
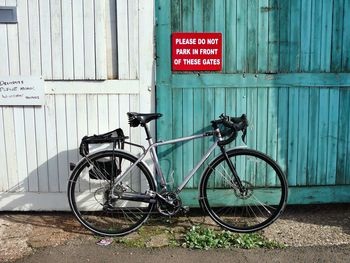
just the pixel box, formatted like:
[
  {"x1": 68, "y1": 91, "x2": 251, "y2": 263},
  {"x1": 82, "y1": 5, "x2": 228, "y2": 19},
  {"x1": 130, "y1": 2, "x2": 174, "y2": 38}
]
[
  {"x1": 0, "y1": 204, "x2": 349, "y2": 262},
  {"x1": 264, "y1": 204, "x2": 350, "y2": 247}
]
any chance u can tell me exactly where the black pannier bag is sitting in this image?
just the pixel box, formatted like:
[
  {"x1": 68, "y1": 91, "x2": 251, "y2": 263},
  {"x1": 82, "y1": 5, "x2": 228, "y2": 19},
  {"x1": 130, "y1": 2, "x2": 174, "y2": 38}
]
[{"x1": 79, "y1": 128, "x2": 128, "y2": 180}]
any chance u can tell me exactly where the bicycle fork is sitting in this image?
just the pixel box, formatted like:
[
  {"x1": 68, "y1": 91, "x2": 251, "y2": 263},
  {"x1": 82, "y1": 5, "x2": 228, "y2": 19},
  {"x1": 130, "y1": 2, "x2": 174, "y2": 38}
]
[{"x1": 219, "y1": 146, "x2": 246, "y2": 193}]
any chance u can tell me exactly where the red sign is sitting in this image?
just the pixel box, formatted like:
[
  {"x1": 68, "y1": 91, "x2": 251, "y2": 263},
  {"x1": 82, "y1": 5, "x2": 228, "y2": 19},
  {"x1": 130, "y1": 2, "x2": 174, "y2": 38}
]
[{"x1": 172, "y1": 32, "x2": 222, "y2": 71}]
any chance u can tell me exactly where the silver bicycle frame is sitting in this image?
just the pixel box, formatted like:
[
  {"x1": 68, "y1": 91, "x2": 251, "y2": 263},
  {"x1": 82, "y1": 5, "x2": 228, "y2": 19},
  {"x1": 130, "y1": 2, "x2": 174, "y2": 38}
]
[{"x1": 113, "y1": 127, "x2": 221, "y2": 195}]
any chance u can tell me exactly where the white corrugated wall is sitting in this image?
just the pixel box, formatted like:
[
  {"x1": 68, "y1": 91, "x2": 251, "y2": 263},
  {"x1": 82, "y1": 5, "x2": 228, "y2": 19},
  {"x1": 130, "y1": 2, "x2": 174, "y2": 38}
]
[{"x1": 0, "y1": 0, "x2": 154, "y2": 210}]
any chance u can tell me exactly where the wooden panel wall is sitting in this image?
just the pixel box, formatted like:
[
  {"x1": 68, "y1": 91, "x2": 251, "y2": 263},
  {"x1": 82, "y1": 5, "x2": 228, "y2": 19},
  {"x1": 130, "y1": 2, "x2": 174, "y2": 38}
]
[
  {"x1": 166, "y1": 84, "x2": 350, "y2": 188},
  {"x1": 0, "y1": 0, "x2": 140, "y2": 80},
  {"x1": 170, "y1": 0, "x2": 350, "y2": 74},
  {"x1": 156, "y1": 0, "x2": 350, "y2": 204},
  {"x1": 0, "y1": 93, "x2": 140, "y2": 193},
  {"x1": 0, "y1": 0, "x2": 154, "y2": 210}
]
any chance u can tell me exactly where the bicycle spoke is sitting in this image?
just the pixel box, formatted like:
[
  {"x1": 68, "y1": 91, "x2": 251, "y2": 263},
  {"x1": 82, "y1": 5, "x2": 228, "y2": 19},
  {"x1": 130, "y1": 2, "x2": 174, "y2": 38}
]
[
  {"x1": 251, "y1": 194, "x2": 275, "y2": 215},
  {"x1": 201, "y1": 148, "x2": 287, "y2": 232},
  {"x1": 84, "y1": 156, "x2": 110, "y2": 180},
  {"x1": 68, "y1": 150, "x2": 155, "y2": 236},
  {"x1": 209, "y1": 164, "x2": 236, "y2": 188}
]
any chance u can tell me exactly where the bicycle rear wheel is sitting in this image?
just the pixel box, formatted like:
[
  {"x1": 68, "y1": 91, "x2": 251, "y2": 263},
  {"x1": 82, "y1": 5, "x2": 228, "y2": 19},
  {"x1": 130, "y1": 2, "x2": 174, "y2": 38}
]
[
  {"x1": 68, "y1": 150, "x2": 156, "y2": 236},
  {"x1": 199, "y1": 148, "x2": 288, "y2": 232}
]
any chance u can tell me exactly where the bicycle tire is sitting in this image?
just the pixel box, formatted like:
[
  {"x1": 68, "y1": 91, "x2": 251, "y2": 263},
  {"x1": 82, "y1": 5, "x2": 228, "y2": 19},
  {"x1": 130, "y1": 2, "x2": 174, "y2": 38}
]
[
  {"x1": 199, "y1": 148, "x2": 288, "y2": 233},
  {"x1": 68, "y1": 150, "x2": 156, "y2": 237}
]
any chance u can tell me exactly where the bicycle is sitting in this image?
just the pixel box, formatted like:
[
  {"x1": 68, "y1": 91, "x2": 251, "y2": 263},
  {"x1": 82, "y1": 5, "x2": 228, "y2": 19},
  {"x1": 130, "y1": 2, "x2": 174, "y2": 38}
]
[{"x1": 68, "y1": 112, "x2": 288, "y2": 237}]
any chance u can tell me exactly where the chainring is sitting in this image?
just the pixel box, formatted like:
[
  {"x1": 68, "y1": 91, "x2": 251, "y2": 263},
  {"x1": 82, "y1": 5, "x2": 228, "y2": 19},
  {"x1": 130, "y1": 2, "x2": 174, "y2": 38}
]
[{"x1": 157, "y1": 192, "x2": 182, "y2": 216}]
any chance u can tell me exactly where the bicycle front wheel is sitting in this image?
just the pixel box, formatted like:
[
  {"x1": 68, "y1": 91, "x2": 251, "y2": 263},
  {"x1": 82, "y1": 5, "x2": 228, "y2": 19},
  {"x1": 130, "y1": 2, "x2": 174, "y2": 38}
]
[
  {"x1": 68, "y1": 150, "x2": 156, "y2": 237},
  {"x1": 199, "y1": 148, "x2": 288, "y2": 233}
]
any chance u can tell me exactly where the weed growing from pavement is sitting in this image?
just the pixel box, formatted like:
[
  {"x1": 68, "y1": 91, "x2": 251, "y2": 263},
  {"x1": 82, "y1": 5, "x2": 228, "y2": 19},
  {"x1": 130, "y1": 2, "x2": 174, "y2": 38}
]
[
  {"x1": 108, "y1": 224, "x2": 284, "y2": 250},
  {"x1": 182, "y1": 225, "x2": 285, "y2": 250}
]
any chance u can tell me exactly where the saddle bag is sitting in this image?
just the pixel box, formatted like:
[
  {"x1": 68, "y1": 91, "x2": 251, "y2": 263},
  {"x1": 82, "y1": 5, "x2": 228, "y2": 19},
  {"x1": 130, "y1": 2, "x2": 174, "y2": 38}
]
[{"x1": 79, "y1": 128, "x2": 128, "y2": 180}]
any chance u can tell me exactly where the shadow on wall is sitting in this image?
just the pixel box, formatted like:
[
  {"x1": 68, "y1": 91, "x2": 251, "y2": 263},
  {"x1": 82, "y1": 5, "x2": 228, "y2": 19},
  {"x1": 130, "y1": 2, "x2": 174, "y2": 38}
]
[{"x1": 0, "y1": 149, "x2": 79, "y2": 211}]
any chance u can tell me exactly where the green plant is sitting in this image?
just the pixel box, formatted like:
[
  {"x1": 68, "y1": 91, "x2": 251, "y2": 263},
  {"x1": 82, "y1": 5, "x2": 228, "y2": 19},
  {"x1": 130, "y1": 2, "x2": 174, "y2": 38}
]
[{"x1": 183, "y1": 225, "x2": 284, "y2": 250}]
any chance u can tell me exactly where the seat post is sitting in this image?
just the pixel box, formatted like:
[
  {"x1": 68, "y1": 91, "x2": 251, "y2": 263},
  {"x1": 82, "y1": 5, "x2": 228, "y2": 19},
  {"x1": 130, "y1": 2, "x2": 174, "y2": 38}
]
[{"x1": 143, "y1": 123, "x2": 152, "y2": 141}]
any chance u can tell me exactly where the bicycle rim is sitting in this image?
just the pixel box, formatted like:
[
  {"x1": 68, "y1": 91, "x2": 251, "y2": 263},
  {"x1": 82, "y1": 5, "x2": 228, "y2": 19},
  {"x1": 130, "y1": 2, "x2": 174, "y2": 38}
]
[
  {"x1": 200, "y1": 148, "x2": 288, "y2": 232},
  {"x1": 68, "y1": 150, "x2": 156, "y2": 236}
]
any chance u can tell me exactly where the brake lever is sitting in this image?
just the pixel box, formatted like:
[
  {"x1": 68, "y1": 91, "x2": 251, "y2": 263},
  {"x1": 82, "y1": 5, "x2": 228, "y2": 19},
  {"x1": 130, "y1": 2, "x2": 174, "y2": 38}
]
[
  {"x1": 219, "y1": 113, "x2": 229, "y2": 121},
  {"x1": 241, "y1": 128, "x2": 247, "y2": 143}
]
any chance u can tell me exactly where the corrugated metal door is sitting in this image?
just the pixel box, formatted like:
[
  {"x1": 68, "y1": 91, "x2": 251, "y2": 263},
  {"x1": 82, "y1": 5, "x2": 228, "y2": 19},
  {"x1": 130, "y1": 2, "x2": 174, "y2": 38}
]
[{"x1": 156, "y1": 0, "x2": 350, "y2": 205}]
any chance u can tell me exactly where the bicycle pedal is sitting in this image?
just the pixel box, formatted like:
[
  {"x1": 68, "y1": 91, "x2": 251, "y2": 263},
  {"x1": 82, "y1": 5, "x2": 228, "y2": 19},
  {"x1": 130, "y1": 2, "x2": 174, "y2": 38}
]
[{"x1": 181, "y1": 206, "x2": 190, "y2": 214}]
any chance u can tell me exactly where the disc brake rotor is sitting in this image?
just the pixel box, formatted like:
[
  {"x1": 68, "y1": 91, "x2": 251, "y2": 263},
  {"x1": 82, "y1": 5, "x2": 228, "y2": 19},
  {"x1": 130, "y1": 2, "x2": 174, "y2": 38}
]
[{"x1": 233, "y1": 181, "x2": 253, "y2": 199}]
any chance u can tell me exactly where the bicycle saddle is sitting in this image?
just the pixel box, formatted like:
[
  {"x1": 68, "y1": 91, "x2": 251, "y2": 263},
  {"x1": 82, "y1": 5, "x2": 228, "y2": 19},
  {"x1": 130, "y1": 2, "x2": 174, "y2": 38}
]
[{"x1": 127, "y1": 112, "x2": 163, "y2": 127}]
